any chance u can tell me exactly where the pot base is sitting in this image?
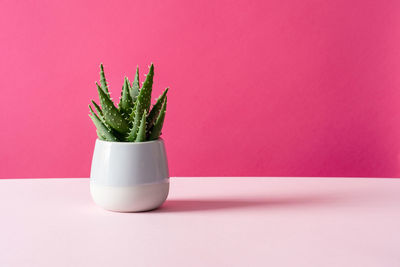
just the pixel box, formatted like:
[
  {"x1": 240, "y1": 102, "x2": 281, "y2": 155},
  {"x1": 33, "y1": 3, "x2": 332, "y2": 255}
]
[{"x1": 90, "y1": 182, "x2": 169, "y2": 212}]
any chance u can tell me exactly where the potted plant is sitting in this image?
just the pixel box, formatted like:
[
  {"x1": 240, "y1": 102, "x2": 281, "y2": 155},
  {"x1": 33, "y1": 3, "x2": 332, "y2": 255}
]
[{"x1": 88, "y1": 63, "x2": 169, "y2": 212}]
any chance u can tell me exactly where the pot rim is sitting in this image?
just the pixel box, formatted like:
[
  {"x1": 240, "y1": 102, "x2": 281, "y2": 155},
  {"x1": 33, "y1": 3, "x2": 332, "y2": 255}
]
[{"x1": 96, "y1": 137, "x2": 164, "y2": 145}]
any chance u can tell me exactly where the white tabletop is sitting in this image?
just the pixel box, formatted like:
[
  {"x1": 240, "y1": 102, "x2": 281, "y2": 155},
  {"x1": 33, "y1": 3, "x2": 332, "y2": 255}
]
[{"x1": 0, "y1": 177, "x2": 399, "y2": 267}]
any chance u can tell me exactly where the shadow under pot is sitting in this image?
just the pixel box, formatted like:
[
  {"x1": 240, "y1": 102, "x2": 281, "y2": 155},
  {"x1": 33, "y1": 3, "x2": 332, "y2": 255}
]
[{"x1": 90, "y1": 138, "x2": 169, "y2": 212}]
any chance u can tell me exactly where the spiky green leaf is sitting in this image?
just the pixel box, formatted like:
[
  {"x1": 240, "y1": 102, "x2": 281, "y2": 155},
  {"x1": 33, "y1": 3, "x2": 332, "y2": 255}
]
[
  {"x1": 91, "y1": 100, "x2": 104, "y2": 122},
  {"x1": 89, "y1": 105, "x2": 118, "y2": 141},
  {"x1": 135, "y1": 110, "x2": 147, "y2": 142},
  {"x1": 148, "y1": 96, "x2": 167, "y2": 140},
  {"x1": 147, "y1": 87, "x2": 168, "y2": 131},
  {"x1": 137, "y1": 64, "x2": 154, "y2": 112},
  {"x1": 99, "y1": 64, "x2": 110, "y2": 97},
  {"x1": 131, "y1": 66, "x2": 140, "y2": 103},
  {"x1": 118, "y1": 77, "x2": 134, "y2": 119},
  {"x1": 125, "y1": 100, "x2": 143, "y2": 141},
  {"x1": 97, "y1": 83, "x2": 129, "y2": 134}
]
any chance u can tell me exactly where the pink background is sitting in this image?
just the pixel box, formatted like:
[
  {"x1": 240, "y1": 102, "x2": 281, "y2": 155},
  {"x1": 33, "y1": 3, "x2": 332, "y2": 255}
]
[{"x1": 1, "y1": 0, "x2": 400, "y2": 178}]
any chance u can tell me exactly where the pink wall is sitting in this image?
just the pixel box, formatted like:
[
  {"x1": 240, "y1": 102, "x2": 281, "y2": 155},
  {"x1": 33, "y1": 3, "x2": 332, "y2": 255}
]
[{"x1": 1, "y1": 0, "x2": 400, "y2": 178}]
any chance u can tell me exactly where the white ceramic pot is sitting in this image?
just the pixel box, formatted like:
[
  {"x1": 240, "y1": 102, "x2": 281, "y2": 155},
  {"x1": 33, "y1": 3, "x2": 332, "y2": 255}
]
[{"x1": 90, "y1": 138, "x2": 169, "y2": 212}]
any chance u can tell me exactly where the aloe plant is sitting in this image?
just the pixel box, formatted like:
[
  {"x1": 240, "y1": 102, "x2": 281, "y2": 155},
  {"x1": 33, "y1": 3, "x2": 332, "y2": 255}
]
[{"x1": 89, "y1": 63, "x2": 168, "y2": 142}]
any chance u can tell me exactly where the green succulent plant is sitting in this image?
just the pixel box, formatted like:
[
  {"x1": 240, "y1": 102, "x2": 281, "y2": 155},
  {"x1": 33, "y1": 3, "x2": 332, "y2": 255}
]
[{"x1": 89, "y1": 63, "x2": 168, "y2": 142}]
